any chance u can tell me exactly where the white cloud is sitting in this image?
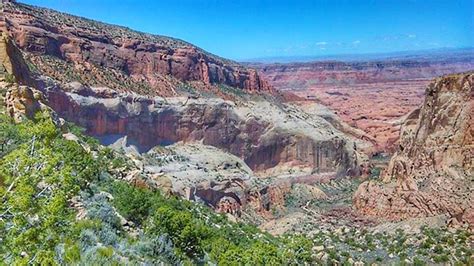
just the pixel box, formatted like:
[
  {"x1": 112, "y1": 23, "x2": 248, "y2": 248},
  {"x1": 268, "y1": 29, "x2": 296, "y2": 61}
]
[
  {"x1": 408, "y1": 34, "x2": 417, "y2": 38},
  {"x1": 316, "y1": 41, "x2": 327, "y2": 46},
  {"x1": 352, "y1": 40, "x2": 361, "y2": 45}
]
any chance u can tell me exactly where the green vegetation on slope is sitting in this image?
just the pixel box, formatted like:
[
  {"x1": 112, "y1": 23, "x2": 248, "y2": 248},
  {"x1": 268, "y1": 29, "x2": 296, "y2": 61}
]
[
  {"x1": 0, "y1": 112, "x2": 313, "y2": 264},
  {"x1": 0, "y1": 113, "x2": 100, "y2": 264},
  {"x1": 0, "y1": 110, "x2": 472, "y2": 265}
]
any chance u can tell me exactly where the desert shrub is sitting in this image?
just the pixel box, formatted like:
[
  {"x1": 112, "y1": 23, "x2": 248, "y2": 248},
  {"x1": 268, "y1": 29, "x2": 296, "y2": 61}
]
[
  {"x1": 84, "y1": 193, "x2": 121, "y2": 230},
  {"x1": 147, "y1": 204, "x2": 212, "y2": 258},
  {"x1": 109, "y1": 181, "x2": 154, "y2": 225},
  {"x1": 218, "y1": 84, "x2": 246, "y2": 97},
  {"x1": 4, "y1": 73, "x2": 15, "y2": 84},
  {"x1": 107, "y1": 179, "x2": 314, "y2": 264},
  {"x1": 328, "y1": 249, "x2": 340, "y2": 261},
  {"x1": 141, "y1": 234, "x2": 178, "y2": 262},
  {"x1": 432, "y1": 254, "x2": 449, "y2": 263},
  {"x1": 413, "y1": 256, "x2": 426, "y2": 266},
  {"x1": 420, "y1": 238, "x2": 434, "y2": 249},
  {"x1": 0, "y1": 114, "x2": 100, "y2": 263},
  {"x1": 0, "y1": 115, "x2": 21, "y2": 156},
  {"x1": 64, "y1": 243, "x2": 81, "y2": 263},
  {"x1": 280, "y1": 234, "x2": 313, "y2": 263},
  {"x1": 369, "y1": 167, "x2": 382, "y2": 179},
  {"x1": 433, "y1": 244, "x2": 444, "y2": 254}
]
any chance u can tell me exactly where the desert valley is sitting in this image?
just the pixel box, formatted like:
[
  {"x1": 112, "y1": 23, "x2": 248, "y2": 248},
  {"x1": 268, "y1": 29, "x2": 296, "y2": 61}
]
[{"x1": 0, "y1": 0, "x2": 472, "y2": 264}]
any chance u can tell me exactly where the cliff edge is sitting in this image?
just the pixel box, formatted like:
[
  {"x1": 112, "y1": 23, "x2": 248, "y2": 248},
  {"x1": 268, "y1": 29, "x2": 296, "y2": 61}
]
[{"x1": 1, "y1": 1, "x2": 272, "y2": 95}]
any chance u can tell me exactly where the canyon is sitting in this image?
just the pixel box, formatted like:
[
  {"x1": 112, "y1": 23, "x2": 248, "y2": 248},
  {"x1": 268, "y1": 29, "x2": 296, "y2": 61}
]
[
  {"x1": 251, "y1": 53, "x2": 474, "y2": 230},
  {"x1": 252, "y1": 55, "x2": 474, "y2": 152},
  {"x1": 1, "y1": 0, "x2": 473, "y2": 243},
  {"x1": 0, "y1": 1, "x2": 473, "y2": 264},
  {"x1": 3, "y1": 74, "x2": 368, "y2": 217},
  {"x1": 0, "y1": 1, "x2": 370, "y2": 224}
]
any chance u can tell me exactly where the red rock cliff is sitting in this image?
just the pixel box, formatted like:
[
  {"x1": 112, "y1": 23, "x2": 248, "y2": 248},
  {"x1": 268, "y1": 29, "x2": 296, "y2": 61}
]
[
  {"x1": 1, "y1": 2, "x2": 272, "y2": 95},
  {"x1": 353, "y1": 73, "x2": 474, "y2": 226}
]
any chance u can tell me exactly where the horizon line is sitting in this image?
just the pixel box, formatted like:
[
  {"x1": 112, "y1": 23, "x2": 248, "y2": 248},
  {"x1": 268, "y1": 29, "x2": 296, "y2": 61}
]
[{"x1": 240, "y1": 46, "x2": 474, "y2": 63}]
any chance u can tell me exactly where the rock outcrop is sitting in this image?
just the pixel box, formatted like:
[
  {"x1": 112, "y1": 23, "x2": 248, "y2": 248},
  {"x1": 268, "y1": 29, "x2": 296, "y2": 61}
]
[
  {"x1": 41, "y1": 83, "x2": 359, "y2": 176},
  {"x1": 354, "y1": 73, "x2": 474, "y2": 226},
  {"x1": 0, "y1": 16, "x2": 32, "y2": 85},
  {"x1": 5, "y1": 84, "x2": 42, "y2": 121},
  {"x1": 2, "y1": 82, "x2": 65, "y2": 127},
  {"x1": 1, "y1": 2, "x2": 271, "y2": 95}
]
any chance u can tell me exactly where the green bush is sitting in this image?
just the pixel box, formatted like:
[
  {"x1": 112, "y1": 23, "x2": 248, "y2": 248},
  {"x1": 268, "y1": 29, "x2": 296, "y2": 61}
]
[
  {"x1": 110, "y1": 181, "x2": 154, "y2": 225},
  {"x1": 432, "y1": 254, "x2": 449, "y2": 263},
  {"x1": 4, "y1": 73, "x2": 15, "y2": 84},
  {"x1": 413, "y1": 256, "x2": 426, "y2": 266},
  {"x1": 0, "y1": 115, "x2": 100, "y2": 263}
]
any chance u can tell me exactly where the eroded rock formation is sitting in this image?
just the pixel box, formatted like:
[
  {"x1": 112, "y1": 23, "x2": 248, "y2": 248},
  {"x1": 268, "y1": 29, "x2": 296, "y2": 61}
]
[
  {"x1": 4, "y1": 84, "x2": 42, "y2": 121},
  {"x1": 354, "y1": 73, "x2": 474, "y2": 226},
  {"x1": 1, "y1": 1, "x2": 271, "y2": 95},
  {"x1": 0, "y1": 17, "x2": 32, "y2": 85},
  {"x1": 40, "y1": 83, "x2": 359, "y2": 176}
]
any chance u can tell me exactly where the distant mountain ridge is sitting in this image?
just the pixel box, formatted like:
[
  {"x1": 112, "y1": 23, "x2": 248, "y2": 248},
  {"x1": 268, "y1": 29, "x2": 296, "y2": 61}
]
[
  {"x1": 244, "y1": 47, "x2": 474, "y2": 64},
  {"x1": 249, "y1": 48, "x2": 474, "y2": 90}
]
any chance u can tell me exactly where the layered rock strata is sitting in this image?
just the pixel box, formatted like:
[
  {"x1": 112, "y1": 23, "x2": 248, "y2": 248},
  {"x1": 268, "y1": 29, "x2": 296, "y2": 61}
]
[
  {"x1": 41, "y1": 82, "x2": 360, "y2": 176},
  {"x1": 354, "y1": 73, "x2": 474, "y2": 226},
  {"x1": 252, "y1": 54, "x2": 474, "y2": 151},
  {"x1": 1, "y1": 1, "x2": 271, "y2": 94},
  {"x1": 0, "y1": 0, "x2": 371, "y2": 222}
]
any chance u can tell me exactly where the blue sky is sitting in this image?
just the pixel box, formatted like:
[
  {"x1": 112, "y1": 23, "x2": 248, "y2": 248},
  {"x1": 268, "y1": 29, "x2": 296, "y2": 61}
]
[{"x1": 22, "y1": 0, "x2": 474, "y2": 60}]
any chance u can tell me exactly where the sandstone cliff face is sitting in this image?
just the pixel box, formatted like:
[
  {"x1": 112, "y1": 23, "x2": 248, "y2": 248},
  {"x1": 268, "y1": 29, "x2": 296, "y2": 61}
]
[
  {"x1": 42, "y1": 83, "x2": 358, "y2": 176},
  {"x1": 1, "y1": 2, "x2": 271, "y2": 95},
  {"x1": 354, "y1": 73, "x2": 474, "y2": 226},
  {"x1": 0, "y1": 26, "x2": 32, "y2": 85}
]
